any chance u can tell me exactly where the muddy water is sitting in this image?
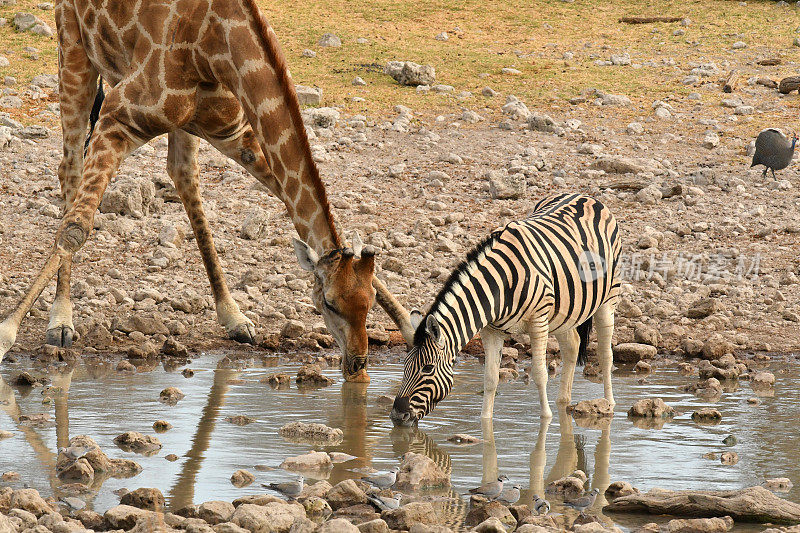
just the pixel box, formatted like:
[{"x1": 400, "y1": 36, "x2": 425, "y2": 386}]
[{"x1": 0, "y1": 353, "x2": 797, "y2": 530}]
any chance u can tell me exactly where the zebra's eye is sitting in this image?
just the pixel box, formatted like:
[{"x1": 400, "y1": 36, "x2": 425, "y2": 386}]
[{"x1": 421, "y1": 364, "x2": 435, "y2": 374}]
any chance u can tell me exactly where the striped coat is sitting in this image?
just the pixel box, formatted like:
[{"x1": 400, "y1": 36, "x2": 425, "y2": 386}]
[{"x1": 391, "y1": 193, "x2": 621, "y2": 426}]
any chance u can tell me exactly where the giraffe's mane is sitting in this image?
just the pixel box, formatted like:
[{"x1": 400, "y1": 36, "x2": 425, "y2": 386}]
[{"x1": 240, "y1": 0, "x2": 341, "y2": 249}]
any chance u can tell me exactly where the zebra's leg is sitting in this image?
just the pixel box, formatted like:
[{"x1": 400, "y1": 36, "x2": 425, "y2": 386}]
[
  {"x1": 527, "y1": 316, "x2": 553, "y2": 419},
  {"x1": 595, "y1": 301, "x2": 616, "y2": 407},
  {"x1": 554, "y1": 328, "x2": 580, "y2": 405},
  {"x1": 479, "y1": 326, "x2": 505, "y2": 420},
  {"x1": 762, "y1": 167, "x2": 767, "y2": 179}
]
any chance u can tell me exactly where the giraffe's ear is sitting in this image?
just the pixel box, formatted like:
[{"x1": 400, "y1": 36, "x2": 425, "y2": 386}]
[
  {"x1": 293, "y1": 238, "x2": 319, "y2": 272},
  {"x1": 351, "y1": 231, "x2": 364, "y2": 258},
  {"x1": 410, "y1": 309, "x2": 424, "y2": 330}
]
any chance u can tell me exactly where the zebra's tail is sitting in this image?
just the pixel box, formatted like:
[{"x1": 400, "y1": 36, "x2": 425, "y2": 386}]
[
  {"x1": 84, "y1": 78, "x2": 105, "y2": 155},
  {"x1": 576, "y1": 316, "x2": 593, "y2": 366}
]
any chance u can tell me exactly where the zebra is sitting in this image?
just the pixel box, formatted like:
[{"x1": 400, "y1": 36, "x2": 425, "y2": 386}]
[{"x1": 390, "y1": 193, "x2": 621, "y2": 426}]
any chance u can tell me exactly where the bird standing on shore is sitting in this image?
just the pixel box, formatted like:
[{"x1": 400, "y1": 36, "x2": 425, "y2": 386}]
[
  {"x1": 564, "y1": 488, "x2": 600, "y2": 515},
  {"x1": 751, "y1": 128, "x2": 798, "y2": 179},
  {"x1": 367, "y1": 494, "x2": 402, "y2": 511},
  {"x1": 468, "y1": 475, "x2": 509, "y2": 500},
  {"x1": 265, "y1": 476, "x2": 304, "y2": 500},
  {"x1": 496, "y1": 484, "x2": 521, "y2": 505},
  {"x1": 362, "y1": 467, "x2": 400, "y2": 490},
  {"x1": 533, "y1": 495, "x2": 550, "y2": 515}
]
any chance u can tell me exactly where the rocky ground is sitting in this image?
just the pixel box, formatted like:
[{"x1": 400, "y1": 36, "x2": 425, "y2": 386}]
[{"x1": 3, "y1": 57, "x2": 800, "y2": 364}]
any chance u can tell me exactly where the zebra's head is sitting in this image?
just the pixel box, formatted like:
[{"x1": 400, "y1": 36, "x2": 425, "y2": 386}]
[{"x1": 391, "y1": 311, "x2": 455, "y2": 426}]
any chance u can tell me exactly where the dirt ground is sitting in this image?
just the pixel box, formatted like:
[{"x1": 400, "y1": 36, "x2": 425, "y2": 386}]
[{"x1": 2, "y1": 1, "x2": 800, "y2": 365}]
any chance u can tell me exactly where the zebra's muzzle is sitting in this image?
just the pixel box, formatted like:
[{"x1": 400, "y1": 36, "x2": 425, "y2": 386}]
[{"x1": 390, "y1": 396, "x2": 418, "y2": 427}]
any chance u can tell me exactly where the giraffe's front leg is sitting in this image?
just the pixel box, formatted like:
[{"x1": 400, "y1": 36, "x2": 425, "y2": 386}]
[
  {"x1": 480, "y1": 326, "x2": 506, "y2": 420},
  {"x1": 167, "y1": 130, "x2": 256, "y2": 345},
  {"x1": 45, "y1": 259, "x2": 75, "y2": 348}
]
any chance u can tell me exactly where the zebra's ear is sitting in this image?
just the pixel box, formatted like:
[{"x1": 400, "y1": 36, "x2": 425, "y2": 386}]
[
  {"x1": 410, "y1": 309, "x2": 424, "y2": 330},
  {"x1": 425, "y1": 314, "x2": 443, "y2": 346}
]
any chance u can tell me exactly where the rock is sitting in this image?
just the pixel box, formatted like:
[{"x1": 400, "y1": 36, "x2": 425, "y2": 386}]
[
  {"x1": 465, "y1": 501, "x2": 517, "y2": 530},
  {"x1": 698, "y1": 360, "x2": 738, "y2": 381},
  {"x1": 701, "y1": 335, "x2": 735, "y2": 361},
  {"x1": 162, "y1": 338, "x2": 188, "y2": 357},
  {"x1": 241, "y1": 209, "x2": 270, "y2": 240},
  {"x1": 487, "y1": 170, "x2": 526, "y2": 200},
  {"x1": 263, "y1": 373, "x2": 290, "y2": 388},
  {"x1": 606, "y1": 481, "x2": 639, "y2": 501},
  {"x1": 10, "y1": 489, "x2": 53, "y2": 516},
  {"x1": 666, "y1": 517, "x2": 733, "y2": 533},
  {"x1": 627, "y1": 398, "x2": 674, "y2": 419},
  {"x1": 636, "y1": 185, "x2": 662, "y2": 205},
  {"x1": 527, "y1": 113, "x2": 561, "y2": 134},
  {"x1": 326, "y1": 479, "x2": 368, "y2": 510},
  {"x1": 225, "y1": 415, "x2": 256, "y2": 427},
  {"x1": 692, "y1": 408, "x2": 723, "y2": 423},
  {"x1": 115, "y1": 313, "x2": 169, "y2": 336},
  {"x1": 214, "y1": 523, "x2": 249, "y2": 533},
  {"x1": 751, "y1": 371, "x2": 775, "y2": 387},
  {"x1": 319, "y1": 518, "x2": 360, "y2": 533},
  {"x1": 687, "y1": 298, "x2": 723, "y2": 319},
  {"x1": 295, "y1": 85, "x2": 323, "y2": 106},
  {"x1": 546, "y1": 476, "x2": 585, "y2": 498},
  {"x1": 357, "y1": 519, "x2": 389, "y2": 533},
  {"x1": 104, "y1": 505, "x2": 156, "y2": 530},
  {"x1": 296, "y1": 364, "x2": 333, "y2": 387},
  {"x1": 764, "y1": 478, "x2": 793, "y2": 492},
  {"x1": 75, "y1": 509, "x2": 104, "y2": 530},
  {"x1": 113, "y1": 432, "x2": 163, "y2": 453},
  {"x1": 305, "y1": 107, "x2": 340, "y2": 128},
  {"x1": 100, "y1": 176, "x2": 155, "y2": 217},
  {"x1": 703, "y1": 132, "x2": 720, "y2": 149},
  {"x1": 394, "y1": 451, "x2": 450, "y2": 491},
  {"x1": 567, "y1": 398, "x2": 614, "y2": 418},
  {"x1": 720, "y1": 452, "x2": 739, "y2": 465},
  {"x1": 281, "y1": 320, "x2": 306, "y2": 339},
  {"x1": 473, "y1": 517, "x2": 510, "y2": 532},
  {"x1": 613, "y1": 343, "x2": 657, "y2": 363},
  {"x1": 591, "y1": 156, "x2": 645, "y2": 175},
  {"x1": 382, "y1": 502, "x2": 439, "y2": 530},
  {"x1": 318, "y1": 33, "x2": 341, "y2": 47},
  {"x1": 231, "y1": 502, "x2": 306, "y2": 533},
  {"x1": 501, "y1": 96, "x2": 530, "y2": 119},
  {"x1": 57, "y1": 457, "x2": 94, "y2": 484},
  {"x1": 300, "y1": 481, "x2": 333, "y2": 500},
  {"x1": 231, "y1": 469, "x2": 255, "y2": 488},
  {"x1": 121, "y1": 488, "x2": 165, "y2": 511},
  {"x1": 160, "y1": 387, "x2": 185, "y2": 404},
  {"x1": 279, "y1": 422, "x2": 343, "y2": 445},
  {"x1": 604, "y1": 486, "x2": 800, "y2": 524},
  {"x1": 385, "y1": 61, "x2": 436, "y2": 86},
  {"x1": 301, "y1": 497, "x2": 332, "y2": 523},
  {"x1": 280, "y1": 451, "x2": 332, "y2": 472},
  {"x1": 199, "y1": 501, "x2": 235, "y2": 525}
]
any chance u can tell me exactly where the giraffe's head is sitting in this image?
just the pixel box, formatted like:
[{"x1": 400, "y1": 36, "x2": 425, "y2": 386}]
[{"x1": 293, "y1": 234, "x2": 377, "y2": 382}]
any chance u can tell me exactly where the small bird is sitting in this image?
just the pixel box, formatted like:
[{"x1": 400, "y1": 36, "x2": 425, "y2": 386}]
[
  {"x1": 367, "y1": 493, "x2": 402, "y2": 511},
  {"x1": 496, "y1": 484, "x2": 521, "y2": 505},
  {"x1": 751, "y1": 128, "x2": 798, "y2": 179},
  {"x1": 265, "y1": 476, "x2": 304, "y2": 500},
  {"x1": 468, "y1": 475, "x2": 509, "y2": 500},
  {"x1": 564, "y1": 488, "x2": 600, "y2": 514},
  {"x1": 533, "y1": 495, "x2": 550, "y2": 515},
  {"x1": 59, "y1": 444, "x2": 98, "y2": 461},
  {"x1": 362, "y1": 467, "x2": 399, "y2": 490}
]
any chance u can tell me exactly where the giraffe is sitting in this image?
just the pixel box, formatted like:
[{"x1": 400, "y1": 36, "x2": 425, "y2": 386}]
[{"x1": 0, "y1": 0, "x2": 415, "y2": 381}]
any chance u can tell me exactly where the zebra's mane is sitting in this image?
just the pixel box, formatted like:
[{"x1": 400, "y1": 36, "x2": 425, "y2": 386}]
[{"x1": 414, "y1": 229, "x2": 502, "y2": 346}]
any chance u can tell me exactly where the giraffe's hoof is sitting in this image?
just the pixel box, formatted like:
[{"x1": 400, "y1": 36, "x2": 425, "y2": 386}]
[
  {"x1": 46, "y1": 326, "x2": 74, "y2": 348},
  {"x1": 227, "y1": 320, "x2": 256, "y2": 345}
]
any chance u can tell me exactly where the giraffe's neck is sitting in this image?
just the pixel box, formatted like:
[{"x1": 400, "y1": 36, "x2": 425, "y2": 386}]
[{"x1": 210, "y1": 0, "x2": 341, "y2": 254}]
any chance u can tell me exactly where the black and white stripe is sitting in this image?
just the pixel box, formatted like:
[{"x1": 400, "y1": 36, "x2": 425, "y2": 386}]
[{"x1": 391, "y1": 193, "x2": 621, "y2": 425}]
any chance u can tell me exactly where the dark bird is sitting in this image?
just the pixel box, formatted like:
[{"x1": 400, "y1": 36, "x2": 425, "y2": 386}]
[
  {"x1": 564, "y1": 488, "x2": 600, "y2": 514},
  {"x1": 751, "y1": 128, "x2": 798, "y2": 179},
  {"x1": 468, "y1": 475, "x2": 509, "y2": 500}
]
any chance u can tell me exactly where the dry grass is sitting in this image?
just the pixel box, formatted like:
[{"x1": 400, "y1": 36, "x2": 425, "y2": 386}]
[{"x1": 1, "y1": 0, "x2": 799, "y2": 123}]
